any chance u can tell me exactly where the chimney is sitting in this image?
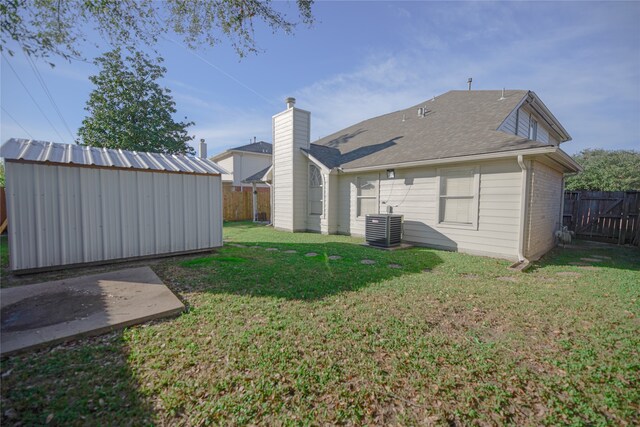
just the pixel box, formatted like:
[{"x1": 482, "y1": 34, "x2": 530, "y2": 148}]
[
  {"x1": 285, "y1": 97, "x2": 296, "y2": 109},
  {"x1": 199, "y1": 139, "x2": 207, "y2": 159},
  {"x1": 272, "y1": 97, "x2": 310, "y2": 231}
]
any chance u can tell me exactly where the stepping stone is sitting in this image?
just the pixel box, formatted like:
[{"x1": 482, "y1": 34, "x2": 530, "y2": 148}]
[
  {"x1": 422, "y1": 268, "x2": 432, "y2": 273},
  {"x1": 228, "y1": 243, "x2": 247, "y2": 248},
  {"x1": 497, "y1": 276, "x2": 518, "y2": 282},
  {"x1": 569, "y1": 262, "x2": 588, "y2": 266},
  {"x1": 589, "y1": 255, "x2": 611, "y2": 260},
  {"x1": 265, "y1": 248, "x2": 279, "y2": 251},
  {"x1": 577, "y1": 266, "x2": 600, "y2": 271},
  {"x1": 361, "y1": 259, "x2": 376, "y2": 265},
  {"x1": 284, "y1": 250, "x2": 297, "y2": 254},
  {"x1": 388, "y1": 263, "x2": 402, "y2": 269},
  {"x1": 556, "y1": 271, "x2": 581, "y2": 277},
  {"x1": 305, "y1": 252, "x2": 318, "y2": 257},
  {"x1": 460, "y1": 273, "x2": 479, "y2": 279},
  {"x1": 328, "y1": 255, "x2": 342, "y2": 260},
  {"x1": 250, "y1": 246, "x2": 262, "y2": 250},
  {"x1": 580, "y1": 257, "x2": 603, "y2": 262}
]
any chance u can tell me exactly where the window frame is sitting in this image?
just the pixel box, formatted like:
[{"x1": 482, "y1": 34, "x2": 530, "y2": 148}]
[
  {"x1": 528, "y1": 117, "x2": 538, "y2": 141},
  {"x1": 435, "y1": 166, "x2": 480, "y2": 230},
  {"x1": 308, "y1": 164, "x2": 324, "y2": 216},
  {"x1": 356, "y1": 176, "x2": 378, "y2": 219}
]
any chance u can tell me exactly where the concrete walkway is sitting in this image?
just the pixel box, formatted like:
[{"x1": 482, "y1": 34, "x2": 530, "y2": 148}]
[{"x1": 1, "y1": 267, "x2": 184, "y2": 356}]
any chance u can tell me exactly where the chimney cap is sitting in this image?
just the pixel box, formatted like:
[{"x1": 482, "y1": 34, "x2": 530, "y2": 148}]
[{"x1": 285, "y1": 97, "x2": 296, "y2": 108}]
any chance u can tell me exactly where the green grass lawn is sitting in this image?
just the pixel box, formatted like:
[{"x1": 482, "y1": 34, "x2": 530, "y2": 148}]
[{"x1": 1, "y1": 222, "x2": 639, "y2": 425}]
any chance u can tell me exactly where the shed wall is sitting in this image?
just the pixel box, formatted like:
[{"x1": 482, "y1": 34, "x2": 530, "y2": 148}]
[{"x1": 5, "y1": 162, "x2": 222, "y2": 272}]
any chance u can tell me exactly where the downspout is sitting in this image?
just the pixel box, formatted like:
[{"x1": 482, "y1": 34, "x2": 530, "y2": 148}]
[{"x1": 517, "y1": 155, "x2": 530, "y2": 265}]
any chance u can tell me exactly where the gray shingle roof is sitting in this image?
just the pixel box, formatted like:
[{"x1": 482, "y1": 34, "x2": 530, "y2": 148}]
[
  {"x1": 230, "y1": 141, "x2": 272, "y2": 155},
  {"x1": 242, "y1": 165, "x2": 272, "y2": 183},
  {"x1": 310, "y1": 90, "x2": 553, "y2": 170},
  {"x1": 0, "y1": 138, "x2": 226, "y2": 175}
]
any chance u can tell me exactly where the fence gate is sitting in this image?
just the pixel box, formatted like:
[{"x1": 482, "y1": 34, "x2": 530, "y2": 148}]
[{"x1": 563, "y1": 191, "x2": 640, "y2": 246}]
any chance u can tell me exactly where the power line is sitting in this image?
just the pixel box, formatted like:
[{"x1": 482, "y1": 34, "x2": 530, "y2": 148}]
[
  {"x1": 1, "y1": 106, "x2": 35, "y2": 139},
  {"x1": 1, "y1": 53, "x2": 67, "y2": 143},
  {"x1": 22, "y1": 49, "x2": 76, "y2": 141},
  {"x1": 162, "y1": 36, "x2": 278, "y2": 107}
]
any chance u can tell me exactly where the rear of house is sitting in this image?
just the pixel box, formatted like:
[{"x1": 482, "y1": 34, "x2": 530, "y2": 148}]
[{"x1": 269, "y1": 90, "x2": 581, "y2": 262}]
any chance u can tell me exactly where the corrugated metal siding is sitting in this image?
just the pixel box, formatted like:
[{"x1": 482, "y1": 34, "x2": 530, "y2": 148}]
[
  {"x1": 1, "y1": 138, "x2": 226, "y2": 175},
  {"x1": 6, "y1": 161, "x2": 222, "y2": 272}
]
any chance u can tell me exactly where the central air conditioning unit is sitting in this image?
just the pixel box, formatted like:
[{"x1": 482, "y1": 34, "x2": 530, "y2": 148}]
[{"x1": 365, "y1": 214, "x2": 403, "y2": 248}]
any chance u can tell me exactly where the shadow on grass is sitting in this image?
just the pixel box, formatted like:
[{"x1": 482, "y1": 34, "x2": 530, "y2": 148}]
[
  {"x1": 529, "y1": 239, "x2": 640, "y2": 273},
  {"x1": 159, "y1": 241, "x2": 444, "y2": 301},
  {"x1": 0, "y1": 331, "x2": 156, "y2": 426}
]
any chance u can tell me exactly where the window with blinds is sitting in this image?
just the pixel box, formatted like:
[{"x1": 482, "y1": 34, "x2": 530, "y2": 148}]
[
  {"x1": 357, "y1": 177, "x2": 377, "y2": 217},
  {"x1": 308, "y1": 165, "x2": 323, "y2": 215},
  {"x1": 438, "y1": 167, "x2": 478, "y2": 228}
]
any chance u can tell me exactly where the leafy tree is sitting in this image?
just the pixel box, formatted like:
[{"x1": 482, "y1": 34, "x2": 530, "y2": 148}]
[
  {"x1": 77, "y1": 48, "x2": 195, "y2": 155},
  {"x1": 1, "y1": 0, "x2": 314, "y2": 63},
  {"x1": 565, "y1": 149, "x2": 640, "y2": 191}
]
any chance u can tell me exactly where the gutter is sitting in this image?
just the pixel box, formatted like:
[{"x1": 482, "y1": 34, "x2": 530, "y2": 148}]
[
  {"x1": 516, "y1": 155, "x2": 530, "y2": 266},
  {"x1": 341, "y1": 146, "x2": 560, "y2": 174}
]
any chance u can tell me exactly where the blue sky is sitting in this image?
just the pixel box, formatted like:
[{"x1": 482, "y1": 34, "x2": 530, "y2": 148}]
[{"x1": 1, "y1": 1, "x2": 639, "y2": 156}]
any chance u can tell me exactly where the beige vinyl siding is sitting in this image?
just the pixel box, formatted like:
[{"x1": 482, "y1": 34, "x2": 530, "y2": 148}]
[
  {"x1": 272, "y1": 111, "x2": 294, "y2": 230},
  {"x1": 337, "y1": 175, "x2": 353, "y2": 234},
  {"x1": 524, "y1": 161, "x2": 563, "y2": 259},
  {"x1": 292, "y1": 111, "x2": 310, "y2": 231},
  {"x1": 375, "y1": 160, "x2": 522, "y2": 260}
]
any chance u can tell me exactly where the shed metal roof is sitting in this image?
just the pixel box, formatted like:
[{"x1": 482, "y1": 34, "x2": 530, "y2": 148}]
[{"x1": 1, "y1": 139, "x2": 227, "y2": 175}]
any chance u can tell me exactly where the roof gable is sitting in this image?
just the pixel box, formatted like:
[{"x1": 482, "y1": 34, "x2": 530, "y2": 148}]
[{"x1": 310, "y1": 90, "x2": 557, "y2": 170}]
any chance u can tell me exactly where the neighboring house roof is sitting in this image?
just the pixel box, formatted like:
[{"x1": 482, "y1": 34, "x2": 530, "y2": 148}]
[
  {"x1": 0, "y1": 138, "x2": 227, "y2": 175},
  {"x1": 211, "y1": 141, "x2": 272, "y2": 161},
  {"x1": 308, "y1": 90, "x2": 563, "y2": 170},
  {"x1": 242, "y1": 165, "x2": 272, "y2": 183}
]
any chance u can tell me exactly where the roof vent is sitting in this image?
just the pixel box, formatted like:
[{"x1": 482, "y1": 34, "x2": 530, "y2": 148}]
[
  {"x1": 499, "y1": 88, "x2": 506, "y2": 100},
  {"x1": 285, "y1": 97, "x2": 296, "y2": 109},
  {"x1": 467, "y1": 77, "x2": 473, "y2": 91},
  {"x1": 417, "y1": 107, "x2": 424, "y2": 117}
]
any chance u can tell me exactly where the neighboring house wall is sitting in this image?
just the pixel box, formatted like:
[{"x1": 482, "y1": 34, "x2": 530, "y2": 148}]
[
  {"x1": 272, "y1": 105, "x2": 310, "y2": 231},
  {"x1": 216, "y1": 155, "x2": 234, "y2": 183},
  {"x1": 5, "y1": 161, "x2": 222, "y2": 272},
  {"x1": 232, "y1": 153, "x2": 271, "y2": 186},
  {"x1": 335, "y1": 159, "x2": 523, "y2": 260},
  {"x1": 216, "y1": 152, "x2": 270, "y2": 187},
  {"x1": 524, "y1": 160, "x2": 564, "y2": 260}
]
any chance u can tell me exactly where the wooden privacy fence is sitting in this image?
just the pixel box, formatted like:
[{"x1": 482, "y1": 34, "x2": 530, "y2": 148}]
[
  {"x1": 223, "y1": 185, "x2": 270, "y2": 222},
  {"x1": 563, "y1": 191, "x2": 640, "y2": 246}
]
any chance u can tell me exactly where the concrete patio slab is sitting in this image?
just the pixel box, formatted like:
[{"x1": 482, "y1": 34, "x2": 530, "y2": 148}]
[{"x1": 1, "y1": 267, "x2": 184, "y2": 356}]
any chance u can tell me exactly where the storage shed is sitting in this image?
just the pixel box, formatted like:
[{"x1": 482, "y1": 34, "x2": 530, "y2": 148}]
[{"x1": 1, "y1": 138, "x2": 225, "y2": 273}]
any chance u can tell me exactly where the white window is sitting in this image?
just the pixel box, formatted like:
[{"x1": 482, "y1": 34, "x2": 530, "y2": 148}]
[
  {"x1": 308, "y1": 165, "x2": 323, "y2": 215},
  {"x1": 357, "y1": 177, "x2": 378, "y2": 217},
  {"x1": 437, "y1": 167, "x2": 479, "y2": 229},
  {"x1": 529, "y1": 118, "x2": 538, "y2": 140}
]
